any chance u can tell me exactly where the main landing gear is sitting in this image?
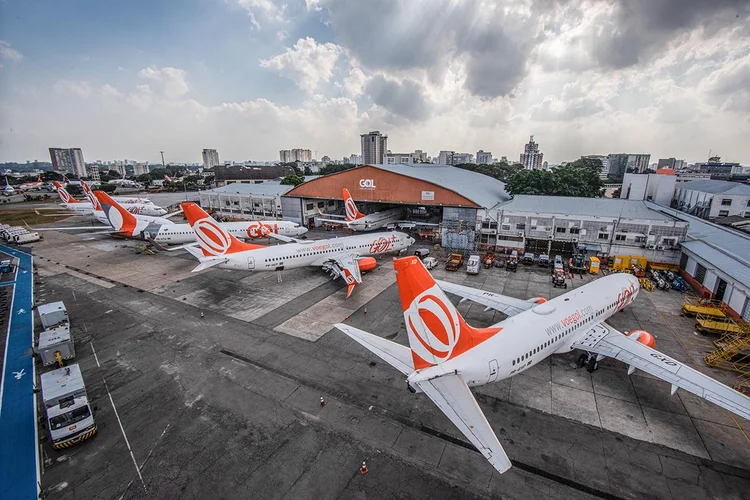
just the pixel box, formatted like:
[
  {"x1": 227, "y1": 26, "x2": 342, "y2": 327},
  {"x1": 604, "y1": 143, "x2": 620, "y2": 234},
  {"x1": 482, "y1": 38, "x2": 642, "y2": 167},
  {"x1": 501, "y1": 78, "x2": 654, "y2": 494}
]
[{"x1": 577, "y1": 352, "x2": 600, "y2": 373}]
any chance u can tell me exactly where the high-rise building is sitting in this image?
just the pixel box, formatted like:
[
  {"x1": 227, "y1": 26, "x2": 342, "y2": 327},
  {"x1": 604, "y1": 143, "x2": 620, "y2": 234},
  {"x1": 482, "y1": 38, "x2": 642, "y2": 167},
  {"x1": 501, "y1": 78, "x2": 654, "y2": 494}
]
[
  {"x1": 360, "y1": 131, "x2": 388, "y2": 164},
  {"x1": 452, "y1": 153, "x2": 474, "y2": 164},
  {"x1": 438, "y1": 151, "x2": 454, "y2": 165},
  {"x1": 412, "y1": 150, "x2": 428, "y2": 163},
  {"x1": 111, "y1": 163, "x2": 127, "y2": 178},
  {"x1": 86, "y1": 165, "x2": 100, "y2": 182},
  {"x1": 202, "y1": 149, "x2": 220, "y2": 170},
  {"x1": 581, "y1": 155, "x2": 610, "y2": 180},
  {"x1": 658, "y1": 158, "x2": 677, "y2": 170},
  {"x1": 133, "y1": 163, "x2": 149, "y2": 176},
  {"x1": 349, "y1": 154, "x2": 362, "y2": 165},
  {"x1": 279, "y1": 149, "x2": 313, "y2": 163},
  {"x1": 520, "y1": 135, "x2": 543, "y2": 170},
  {"x1": 607, "y1": 153, "x2": 652, "y2": 179},
  {"x1": 49, "y1": 148, "x2": 86, "y2": 177},
  {"x1": 476, "y1": 150, "x2": 493, "y2": 164}
]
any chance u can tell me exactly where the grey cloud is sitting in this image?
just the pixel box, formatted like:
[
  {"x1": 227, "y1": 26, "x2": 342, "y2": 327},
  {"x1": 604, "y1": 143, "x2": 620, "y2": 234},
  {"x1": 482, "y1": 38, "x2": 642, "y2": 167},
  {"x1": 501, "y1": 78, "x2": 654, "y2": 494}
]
[
  {"x1": 590, "y1": 0, "x2": 750, "y2": 69},
  {"x1": 364, "y1": 75, "x2": 430, "y2": 121},
  {"x1": 458, "y1": 29, "x2": 529, "y2": 99},
  {"x1": 529, "y1": 95, "x2": 604, "y2": 121}
]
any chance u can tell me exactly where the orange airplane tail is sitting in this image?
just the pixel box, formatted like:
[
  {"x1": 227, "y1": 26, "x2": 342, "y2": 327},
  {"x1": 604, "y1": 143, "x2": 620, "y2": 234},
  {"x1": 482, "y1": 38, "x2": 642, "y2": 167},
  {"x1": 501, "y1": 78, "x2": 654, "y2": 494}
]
[
  {"x1": 394, "y1": 256, "x2": 501, "y2": 370},
  {"x1": 81, "y1": 181, "x2": 101, "y2": 210},
  {"x1": 181, "y1": 202, "x2": 265, "y2": 257},
  {"x1": 94, "y1": 190, "x2": 138, "y2": 235},
  {"x1": 342, "y1": 188, "x2": 366, "y2": 222},
  {"x1": 52, "y1": 181, "x2": 80, "y2": 204}
]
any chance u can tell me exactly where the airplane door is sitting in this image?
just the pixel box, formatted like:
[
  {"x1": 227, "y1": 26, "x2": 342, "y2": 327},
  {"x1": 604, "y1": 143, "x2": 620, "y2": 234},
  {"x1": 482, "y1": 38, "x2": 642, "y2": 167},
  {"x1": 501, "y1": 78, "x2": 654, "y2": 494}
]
[
  {"x1": 247, "y1": 257, "x2": 255, "y2": 270},
  {"x1": 488, "y1": 359, "x2": 499, "y2": 383}
]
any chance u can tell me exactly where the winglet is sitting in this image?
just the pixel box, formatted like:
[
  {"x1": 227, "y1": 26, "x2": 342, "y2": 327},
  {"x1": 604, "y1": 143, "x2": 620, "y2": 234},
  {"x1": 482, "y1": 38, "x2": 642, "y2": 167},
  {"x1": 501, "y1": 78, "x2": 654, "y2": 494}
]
[
  {"x1": 181, "y1": 202, "x2": 265, "y2": 257},
  {"x1": 52, "y1": 181, "x2": 80, "y2": 204},
  {"x1": 94, "y1": 190, "x2": 139, "y2": 236},
  {"x1": 394, "y1": 256, "x2": 501, "y2": 370},
  {"x1": 343, "y1": 188, "x2": 366, "y2": 221}
]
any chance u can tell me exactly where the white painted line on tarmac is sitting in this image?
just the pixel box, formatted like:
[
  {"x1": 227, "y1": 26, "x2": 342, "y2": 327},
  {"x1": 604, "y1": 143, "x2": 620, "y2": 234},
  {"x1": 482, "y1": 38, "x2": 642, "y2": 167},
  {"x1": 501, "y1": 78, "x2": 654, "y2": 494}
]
[
  {"x1": 90, "y1": 342, "x2": 100, "y2": 368},
  {"x1": 103, "y1": 378, "x2": 146, "y2": 493},
  {"x1": 116, "y1": 423, "x2": 170, "y2": 500}
]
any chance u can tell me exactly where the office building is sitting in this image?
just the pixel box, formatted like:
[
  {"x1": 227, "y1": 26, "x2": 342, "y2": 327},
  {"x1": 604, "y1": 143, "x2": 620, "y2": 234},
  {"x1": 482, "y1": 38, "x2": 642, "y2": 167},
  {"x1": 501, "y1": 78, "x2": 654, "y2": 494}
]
[
  {"x1": 85, "y1": 165, "x2": 100, "y2": 182},
  {"x1": 452, "y1": 153, "x2": 474, "y2": 164},
  {"x1": 49, "y1": 148, "x2": 86, "y2": 177},
  {"x1": 658, "y1": 158, "x2": 677, "y2": 170},
  {"x1": 360, "y1": 131, "x2": 388, "y2": 165},
  {"x1": 674, "y1": 180, "x2": 750, "y2": 219},
  {"x1": 620, "y1": 171, "x2": 677, "y2": 206},
  {"x1": 476, "y1": 150, "x2": 493, "y2": 164},
  {"x1": 607, "y1": 153, "x2": 651, "y2": 179},
  {"x1": 279, "y1": 149, "x2": 313, "y2": 163},
  {"x1": 438, "y1": 151, "x2": 454, "y2": 165},
  {"x1": 133, "y1": 163, "x2": 149, "y2": 176},
  {"x1": 202, "y1": 149, "x2": 220, "y2": 170},
  {"x1": 386, "y1": 153, "x2": 416, "y2": 165},
  {"x1": 520, "y1": 135, "x2": 543, "y2": 170}
]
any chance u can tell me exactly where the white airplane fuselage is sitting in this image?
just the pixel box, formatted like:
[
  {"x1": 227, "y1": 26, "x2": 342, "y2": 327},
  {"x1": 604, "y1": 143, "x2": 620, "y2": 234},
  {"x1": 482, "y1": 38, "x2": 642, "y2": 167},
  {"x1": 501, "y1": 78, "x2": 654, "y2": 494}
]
[
  {"x1": 61, "y1": 201, "x2": 166, "y2": 216},
  {"x1": 348, "y1": 208, "x2": 403, "y2": 231},
  {"x1": 214, "y1": 231, "x2": 413, "y2": 271},
  {"x1": 132, "y1": 219, "x2": 308, "y2": 245},
  {"x1": 407, "y1": 274, "x2": 641, "y2": 391}
]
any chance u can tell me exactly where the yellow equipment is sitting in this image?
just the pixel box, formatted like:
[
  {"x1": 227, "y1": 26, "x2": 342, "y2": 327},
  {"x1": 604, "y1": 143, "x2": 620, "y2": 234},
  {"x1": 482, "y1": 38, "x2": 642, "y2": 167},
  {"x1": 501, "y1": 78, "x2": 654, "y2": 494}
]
[
  {"x1": 696, "y1": 314, "x2": 750, "y2": 336},
  {"x1": 589, "y1": 257, "x2": 600, "y2": 274},
  {"x1": 610, "y1": 255, "x2": 647, "y2": 272},
  {"x1": 638, "y1": 277, "x2": 654, "y2": 292},
  {"x1": 681, "y1": 297, "x2": 727, "y2": 318},
  {"x1": 704, "y1": 333, "x2": 750, "y2": 375}
]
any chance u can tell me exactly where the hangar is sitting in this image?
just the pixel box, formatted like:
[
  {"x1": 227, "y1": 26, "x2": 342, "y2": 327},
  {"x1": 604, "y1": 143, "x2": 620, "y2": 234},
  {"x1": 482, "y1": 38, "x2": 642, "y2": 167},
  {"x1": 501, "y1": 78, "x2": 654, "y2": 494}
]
[{"x1": 281, "y1": 164, "x2": 510, "y2": 251}]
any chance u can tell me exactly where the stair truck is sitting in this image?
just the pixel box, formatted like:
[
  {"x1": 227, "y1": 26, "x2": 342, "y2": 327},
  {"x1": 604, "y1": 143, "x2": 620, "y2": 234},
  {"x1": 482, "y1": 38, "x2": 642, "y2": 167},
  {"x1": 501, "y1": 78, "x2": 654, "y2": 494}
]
[{"x1": 40, "y1": 364, "x2": 97, "y2": 449}]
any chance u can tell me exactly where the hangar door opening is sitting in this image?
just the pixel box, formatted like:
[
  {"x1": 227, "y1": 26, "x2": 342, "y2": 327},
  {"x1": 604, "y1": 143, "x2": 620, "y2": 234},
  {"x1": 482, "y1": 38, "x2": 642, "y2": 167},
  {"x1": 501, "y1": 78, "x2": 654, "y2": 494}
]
[{"x1": 714, "y1": 278, "x2": 727, "y2": 302}]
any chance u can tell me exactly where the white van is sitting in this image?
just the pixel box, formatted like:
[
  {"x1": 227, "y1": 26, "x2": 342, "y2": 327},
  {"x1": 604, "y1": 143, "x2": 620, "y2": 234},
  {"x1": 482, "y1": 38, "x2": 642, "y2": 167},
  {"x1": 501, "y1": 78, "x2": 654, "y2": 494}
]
[{"x1": 466, "y1": 255, "x2": 481, "y2": 275}]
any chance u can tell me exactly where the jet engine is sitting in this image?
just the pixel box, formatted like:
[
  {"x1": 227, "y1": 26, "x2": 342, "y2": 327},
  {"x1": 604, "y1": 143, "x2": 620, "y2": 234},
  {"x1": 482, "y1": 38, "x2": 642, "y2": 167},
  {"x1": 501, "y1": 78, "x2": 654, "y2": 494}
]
[
  {"x1": 357, "y1": 257, "x2": 377, "y2": 272},
  {"x1": 627, "y1": 330, "x2": 656, "y2": 348}
]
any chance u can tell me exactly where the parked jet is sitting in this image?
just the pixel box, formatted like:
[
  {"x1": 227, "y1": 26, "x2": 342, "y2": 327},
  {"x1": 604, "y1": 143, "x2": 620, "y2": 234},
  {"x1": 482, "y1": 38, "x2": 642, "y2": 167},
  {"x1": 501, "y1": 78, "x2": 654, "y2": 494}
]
[
  {"x1": 18, "y1": 175, "x2": 44, "y2": 192},
  {"x1": 52, "y1": 181, "x2": 167, "y2": 217},
  {"x1": 337, "y1": 257, "x2": 750, "y2": 474},
  {"x1": 181, "y1": 202, "x2": 414, "y2": 297},
  {"x1": 318, "y1": 188, "x2": 438, "y2": 231},
  {"x1": 80, "y1": 180, "x2": 152, "y2": 205},
  {"x1": 2, "y1": 176, "x2": 15, "y2": 196},
  {"x1": 164, "y1": 174, "x2": 175, "y2": 183},
  {"x1": 94, "y1": 191, "x2": 308, "y2": 248}
]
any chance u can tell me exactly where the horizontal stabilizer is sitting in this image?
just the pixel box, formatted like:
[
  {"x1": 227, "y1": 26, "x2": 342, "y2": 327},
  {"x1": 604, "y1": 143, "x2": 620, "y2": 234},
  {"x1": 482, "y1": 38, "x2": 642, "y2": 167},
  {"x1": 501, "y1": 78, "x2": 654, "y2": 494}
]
[
  {"x1": 335, "y1": 323, "x2": 413, "y2": 375},
  {"x1": 162, "y1": 209, "x2": 184, "y2": 219},
  {"x1": 167, "y1": 242, "x2": 200, "y2": 252},
  {"x1": 192, "y1": 257, "x2": 228, "y2": 273},
  {"x1": 265, "y1": 232, "x2": 304, "y2": 244},
  {"x1": 416, "y1": 373, "x2": 512, "y2": 473}
]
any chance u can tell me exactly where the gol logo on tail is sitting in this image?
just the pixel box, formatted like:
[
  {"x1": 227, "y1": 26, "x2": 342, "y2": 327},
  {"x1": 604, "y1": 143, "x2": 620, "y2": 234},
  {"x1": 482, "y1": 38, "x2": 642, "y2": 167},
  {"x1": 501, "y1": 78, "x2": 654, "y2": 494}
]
[
  {"x1": 405, "y1": 287, "x2": 461, "y2": 364},
  {"x1": 194, "y1": 218, "x2": 231, "y2": 255}
]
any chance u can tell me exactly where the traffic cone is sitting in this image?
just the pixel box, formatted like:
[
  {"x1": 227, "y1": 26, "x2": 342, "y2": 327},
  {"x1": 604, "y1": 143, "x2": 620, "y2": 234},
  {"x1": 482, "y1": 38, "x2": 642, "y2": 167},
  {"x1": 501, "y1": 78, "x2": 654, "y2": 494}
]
[
  {"x1": 163, "y1": 272, "x2": 166, "y2": 276},
  {"x1": 345, "y1": 316, "x2": 349, "y2": 321},
  {"x1": 363, "y1": 308, "x2": 367, "y2": 316},
  {"x1": 360, "y1": 461, "x2": 368, "y2": 475},
  {"x1": 200, "y1": 312, "x2": 204, "y2": 319},
  {"x1": 320, "y1": 397, "x2": 326, "y2": 407},
  {"x1": 183, "y1": 297, "x2": 187, "y2": 301}
]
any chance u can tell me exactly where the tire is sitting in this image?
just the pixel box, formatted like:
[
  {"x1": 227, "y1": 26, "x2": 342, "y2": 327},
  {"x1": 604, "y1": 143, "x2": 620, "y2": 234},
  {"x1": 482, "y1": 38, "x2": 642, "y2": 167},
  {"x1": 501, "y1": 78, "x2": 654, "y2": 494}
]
[
  {"x1": 564, "y1": 284, "x2": 568, "y2": 289},
  {"x1": 586, "y1": 357, "x2": 599, "y2": 373},
  {"x1": 576, "y1": 353, "x2": 588, "y2": 368}
]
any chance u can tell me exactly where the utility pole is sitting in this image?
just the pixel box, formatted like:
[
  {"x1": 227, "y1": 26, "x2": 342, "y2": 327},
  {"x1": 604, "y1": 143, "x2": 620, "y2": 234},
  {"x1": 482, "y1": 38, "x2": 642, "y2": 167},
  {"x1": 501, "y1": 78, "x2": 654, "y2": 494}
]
[{"x1": 160, "y1": 151, "x2": 166, "y2": 169}]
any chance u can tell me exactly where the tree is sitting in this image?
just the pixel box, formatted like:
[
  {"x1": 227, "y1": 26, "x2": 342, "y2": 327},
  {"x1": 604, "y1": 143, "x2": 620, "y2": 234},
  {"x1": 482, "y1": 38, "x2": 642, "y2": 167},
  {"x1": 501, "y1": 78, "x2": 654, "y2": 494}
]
[
  {"x1": 303, "y1": 166, "x2": 313, "y2": 176},
  {"x1": 452, "y1": 162, "x2": 524, "y2": 182},
  {"x1": 318, "y1": 163, "x2": 357, "y2": 176},
  {"x1": 506, "y1": 161, "x2": 604, "y2": 198},
  {"x1": 280, "y1": 174, "x2": 305, "y2": 186},
  {"x1": 612, "y1": 187, "x2": 622, "y2": 198}
]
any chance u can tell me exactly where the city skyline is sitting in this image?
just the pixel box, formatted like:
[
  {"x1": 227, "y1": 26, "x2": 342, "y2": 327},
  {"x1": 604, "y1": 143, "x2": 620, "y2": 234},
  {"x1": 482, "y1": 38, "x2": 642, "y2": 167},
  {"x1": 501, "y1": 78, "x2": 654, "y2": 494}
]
[{"x1": 1, "y1": 1, "x2": 749, "y2": 165}]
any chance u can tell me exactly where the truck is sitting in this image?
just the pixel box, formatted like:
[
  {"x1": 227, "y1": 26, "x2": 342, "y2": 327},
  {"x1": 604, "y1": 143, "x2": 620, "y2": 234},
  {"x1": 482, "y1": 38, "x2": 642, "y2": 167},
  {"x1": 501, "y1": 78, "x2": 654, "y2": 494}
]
[
  {"x1": 482, "y1": 251, "x2": 495, "y2": 269},
  {"x1": 506, "y1": 251, "x2": 518, "y2": 272},
  {"x1": 445, "y1": 253, "x2": 464, "y2": 271},
  {"x1": 466, "y1": 255, "x2": 481, "y2": 275},
  {"x1": 538, "y1": 254, "x2": 550, "y2": 267},
  {"x1": 38, "y1": 324, "x2": 76, "y2": 367},
  {"x1": 14, "y1": 231, "x2": 41, "y2": 244},
  {"x1": 552, "y1": 268, "x2": 568, "y2": 288},
  {"x1": 40, "y1": 364, "x2": 97, "y2": 449},
  {"x1": 521, "y1": 252, "x2": 535, "y2": 265}
]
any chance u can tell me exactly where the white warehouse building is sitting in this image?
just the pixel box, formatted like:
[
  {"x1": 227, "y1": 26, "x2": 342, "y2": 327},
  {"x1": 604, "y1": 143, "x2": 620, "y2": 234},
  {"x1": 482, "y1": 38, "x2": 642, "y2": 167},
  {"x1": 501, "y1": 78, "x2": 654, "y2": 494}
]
[
  {"x1": 619, "y1": 172, "x2": 677, "y2": 206},
  {"x1": 673, "y1": 180, "x2": 750, "y2": 219}
]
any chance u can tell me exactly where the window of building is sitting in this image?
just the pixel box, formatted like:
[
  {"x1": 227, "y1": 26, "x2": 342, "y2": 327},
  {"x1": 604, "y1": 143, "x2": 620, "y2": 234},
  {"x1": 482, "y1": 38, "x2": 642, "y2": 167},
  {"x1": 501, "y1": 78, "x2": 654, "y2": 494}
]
[
  {"x1": 747, "y1": 200, "x2": 750, "y2": 207},
  {"x1": 680, "y1": 253, "x2": 688, "y2": 270},
  {"x1": 318, "y1": 201, "x2": 325, "y2": 208},
  {"x1": 501, "y1": 224, "x2": 511, "y2": 231},
  {"x1": 615, "y1": 234, "x2": 626, "y2": 241},
  {"x1": 556, "y1": 227, "x2": 566, "y2": 234},
  {"x1": 306, "y1": 203, "x2": 314, "y2": 210},
  {"x1": 598, "y1": 233, "x2": 609, "y2": 240},
  {"x1": 569, "y1": 227, "x2": 580, "y2": 234},
  {"x1": 719, "y1": 210, "x2": 729, "y2": 217},
  {"x1": 634, "y1": 236, "x2": 646, "y2": 243},
  {"x1": 516, "y1": 223, "x2": 526, "y2": 230},
  {"x1": 721, "y1": 199, "x2": 732, "y2": 206},
  {"x1": 695, "y1": 263, "x2": 707, "y2": 284},
  {"x1": 662, "y1": 238, "x2": 676, "y2": 247}
]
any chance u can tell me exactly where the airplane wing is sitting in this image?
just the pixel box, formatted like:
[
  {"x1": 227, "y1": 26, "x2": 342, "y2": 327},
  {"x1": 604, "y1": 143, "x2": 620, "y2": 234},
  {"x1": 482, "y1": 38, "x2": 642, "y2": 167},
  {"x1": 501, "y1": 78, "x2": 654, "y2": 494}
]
[
  {"x1": 317, "y1": 208, "x2": 346, "y2": 219},
  {"x1": 316, "y1": 218, "x2": 350, "y2": 226},
  {"x1": 325, "y1": 254, "x2": 363, "y2": 297},
  {"x1": 436, "y1": 280, "x2": 535, "y2": 317},
  {"x1": 161, "y1": 209, "x2": 184, "y2": 219},
  {"x1": 28, "y1": 225, "x2": 110, "y2": 231},
  {"x1": 265, "y1": 233, "x2": 305, "y2": 244},
  {"x1": 572, "y1": 322, "x2": 750, "y2": 420},
  {"x1": 416, "y1": 373, "x2": 512, "y2": 474},
  {"x1": 335, "y1": 323, "x2": 413, "y2": 375},
  {"x1": 395, "y1": 220, "x2": 439, "y2": 228}
]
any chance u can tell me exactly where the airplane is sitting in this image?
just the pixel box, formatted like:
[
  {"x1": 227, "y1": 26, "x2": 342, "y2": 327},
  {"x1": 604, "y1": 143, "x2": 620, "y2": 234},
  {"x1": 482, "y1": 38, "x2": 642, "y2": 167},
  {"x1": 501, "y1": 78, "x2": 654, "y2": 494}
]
[
  {"x1": 164, "y1": 174, "x2": 175, "y2": 183},
  {"x1": 94, "y1": 191, "x2": 308, "y2": 248},
  {"x1": 181, "y1": 202, "x2": 415, "y2": 297},
  {"x1": 80, "y1": 180, "x2": 152, "y2": 206},
  {"x1": 337, "y1": 257, "x2": 750, "y2": 475},
  {"x1": 1, "y1": 177, "x2": 15, "y2": 196},
  {"x1": 317, "y1": 188, "x2": 438, "y2": 231},
  {"x1": 52, "y1": 181, "x2": 167, "y2": 217},
  {"x1": 18, "y1": 175, "x2": 44, "y2": 192}
]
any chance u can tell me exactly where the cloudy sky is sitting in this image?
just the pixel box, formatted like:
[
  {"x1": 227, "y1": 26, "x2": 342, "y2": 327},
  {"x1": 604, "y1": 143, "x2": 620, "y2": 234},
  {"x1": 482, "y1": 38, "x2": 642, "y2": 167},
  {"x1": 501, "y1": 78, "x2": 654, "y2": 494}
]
[{"x1": 1, "y1": 0, "x2": 749, "y2": 165}]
